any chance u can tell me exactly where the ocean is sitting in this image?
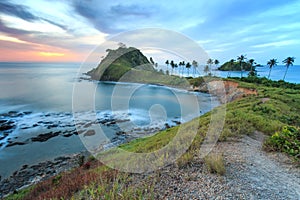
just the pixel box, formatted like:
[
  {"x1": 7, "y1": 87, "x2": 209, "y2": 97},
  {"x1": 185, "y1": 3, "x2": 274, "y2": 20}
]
[{"x1": 216, "y1": 65, "x2": 300, "y2": 83}]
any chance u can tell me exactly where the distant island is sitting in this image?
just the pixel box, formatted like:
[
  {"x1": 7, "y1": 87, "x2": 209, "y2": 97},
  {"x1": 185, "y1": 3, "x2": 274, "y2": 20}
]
[
  {"x1": 218, "y1": 60, "x2": 254, "y2": 71},
  {"x1": 86, "y1": 45, "x2": 189, "y2": 87}
]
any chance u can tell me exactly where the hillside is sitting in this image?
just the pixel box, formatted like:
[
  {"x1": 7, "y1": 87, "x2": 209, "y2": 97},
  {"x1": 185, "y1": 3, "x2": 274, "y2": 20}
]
[{"x1": 86, "y1": 46, "x2": 154, "y2": 81}]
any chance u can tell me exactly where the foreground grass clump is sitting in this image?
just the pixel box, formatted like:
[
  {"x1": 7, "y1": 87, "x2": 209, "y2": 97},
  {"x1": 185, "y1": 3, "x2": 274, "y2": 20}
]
[
  {"x1": 204, "y1": 153, "x2": 226, "y2": 175},
  {"x1": 264, "y1": 126, "x2": 300, "y2": 158},
  {"x1": 6, "y1": 160, "x2": 154, "y2": 200}
]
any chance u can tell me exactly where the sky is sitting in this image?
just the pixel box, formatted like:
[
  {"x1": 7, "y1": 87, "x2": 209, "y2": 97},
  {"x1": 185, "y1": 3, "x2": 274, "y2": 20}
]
[{"x1": 0, "y1": 0, "x2": 300, "y2": 64}]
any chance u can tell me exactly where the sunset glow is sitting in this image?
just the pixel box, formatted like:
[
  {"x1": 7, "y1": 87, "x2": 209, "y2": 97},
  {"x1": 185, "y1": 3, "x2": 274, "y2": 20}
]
[
  {"x1": 39, "y1": 52, "x2": 65, "y2": 57},
  {"x1": 0, "y1": 0, "x2": 299, "y2": 63}
]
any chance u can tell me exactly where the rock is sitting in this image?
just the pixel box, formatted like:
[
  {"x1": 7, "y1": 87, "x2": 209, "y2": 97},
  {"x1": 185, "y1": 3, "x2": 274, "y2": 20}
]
[
  {"x1": 62, "y1": 133, "x2": 73, "y2": 137},
  {"x1": 165, "y1": 123, "x2": 171, "y2": 129},
  {"x1": 84, "y1": 130, "x2": 96, "y2": 137},
  {"x1": 47, "y1": 124, "x2": 58, "y2": 129},
  {"x1": 0, "y1": 123, "x2": 15, "y2": 131},
  {"x1": 23, "y1": 111, "x2": 32, "y2": 115},
  {"x1": 116, "y1": 131, "x2": 126, "y2": 135},
  {"x1": 31, "y1": 131, "x2": 60, "y2": 142},
  {"x1": 172, "y1": 120, "x2": 181, "y2": 125},
  {"x1": 6, "y1": 142, "x2": 27, "y2": 147}
]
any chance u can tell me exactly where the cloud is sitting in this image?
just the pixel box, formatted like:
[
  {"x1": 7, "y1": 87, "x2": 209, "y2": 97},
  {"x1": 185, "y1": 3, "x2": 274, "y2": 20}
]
[
  {"x1": 252, "y1": 40, "x2": 300, "y2": 48},
  {"x1": 72, "y1": 0, "x2": 158, "y2": 33},
  {"x1": 0, "y1": 0, "x2": 38, "y2": 21}
]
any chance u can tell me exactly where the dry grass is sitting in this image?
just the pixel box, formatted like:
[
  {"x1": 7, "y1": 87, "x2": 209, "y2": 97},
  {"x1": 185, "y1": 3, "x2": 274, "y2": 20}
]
[{"x1": 204, "y1": 153, "x2": 226, "y2": 175}]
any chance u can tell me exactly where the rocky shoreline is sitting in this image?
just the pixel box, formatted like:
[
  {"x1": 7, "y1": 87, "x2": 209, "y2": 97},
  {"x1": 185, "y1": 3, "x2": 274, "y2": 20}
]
[
  {"x1": 0, "y1": 110, "x2": 181, "y2": 197},
  {"x1": 0, "y1": 153, "x2": 89, "y2": 197}
]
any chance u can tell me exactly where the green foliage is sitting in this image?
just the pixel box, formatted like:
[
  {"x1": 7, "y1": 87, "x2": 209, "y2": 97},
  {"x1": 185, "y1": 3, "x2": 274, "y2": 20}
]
[
  {"x1": 265, "y1": 126, "x2": 300, "y2": 158},
  {"x1": 229, "y1": 76, "x2": 300, "y2": 90},
  {"x1": 204, "y1": 153, "x2": 226, "y2": 175},
  {"x1": 218, "y1": 61, "x2": 253, "y2": 71}
]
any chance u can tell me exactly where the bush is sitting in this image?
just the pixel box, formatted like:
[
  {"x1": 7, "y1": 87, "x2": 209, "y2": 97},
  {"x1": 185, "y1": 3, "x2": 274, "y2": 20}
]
[
  {"x1": 204, "y1": 153, "x2": 226, "y2": 175},
  {"x1": 265, "y1": 126, "x2": 300, "y2": 158}
]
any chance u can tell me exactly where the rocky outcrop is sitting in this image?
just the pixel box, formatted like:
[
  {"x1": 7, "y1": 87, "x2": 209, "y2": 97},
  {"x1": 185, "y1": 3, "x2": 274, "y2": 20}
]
[{"x1": 195, "y1": 80, "x2": 257, "y2": 103}]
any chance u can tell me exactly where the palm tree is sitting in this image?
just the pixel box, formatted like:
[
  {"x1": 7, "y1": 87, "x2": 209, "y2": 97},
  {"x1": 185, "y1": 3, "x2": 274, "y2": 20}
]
[
  {"x1": 165, "y1": 60, "x2": 169, "y2": 72},
  {"x1": 214, "y1": 59, "x2": 220, "y2": 76},
  {"x1": 248, "y1": 59, "x2": 255, "y2": 71},
  {"x1": 267, "y1": 59, "x2": 277, "y2": 79},
  {"x1": 207, "y1": 58, "x2": 213, "y2": 68},
  {"x1": 248, "y1": 59, "x2": 256, "y2": 76},
  {"x1": 170, "y1": 61, "x2": 175, "y2": 75},
  {"x1": 174, "y1": 63, "x2": 178, "y2": 75},
  {"x1": 237, "y1": 55, "x2": 247, "y2": 78},
  {"x1": 204, "y1": 65, "x2": 210, "y2": 75},
  {"x1": 181, "y1": 61, "x2": 185, "y2": 76},
  {"x1": 282, "y1": 57, "x2": 295, "y2": 81},
  {"x1": 228, "y1": 59, "x2": 235, "y2": 77},
  {"x1": 192, "y1": 60, "x2": 198, "y2": 77},
  {"x1": 186, "y1": 62, "x2": 191, "y2": 76},
  {"x1": 178, "y1": 62, "x2": 182, "y2": 76},
  {"x1": 214, "y1": 59, "x2": 220, "y2": 68}
]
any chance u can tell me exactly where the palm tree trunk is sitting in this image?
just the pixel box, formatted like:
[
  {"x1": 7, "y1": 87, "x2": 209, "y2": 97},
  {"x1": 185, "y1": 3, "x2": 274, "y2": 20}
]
[
  {"x1": 283, "y1": 66, "x2": 289, "y2": 81},
  {"x1": 240, "y1": 62, "x2": 243, "y2": 78},
  {"x1": 268, "y1": 68, "x2": 272, "y2": 79}
]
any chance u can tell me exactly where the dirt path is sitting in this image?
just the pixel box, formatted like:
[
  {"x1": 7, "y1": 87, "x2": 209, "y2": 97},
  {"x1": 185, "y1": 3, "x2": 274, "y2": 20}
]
[
  {"x1": 219, "y1": 131, "x2": 300, "y2": 199},
  {"x1": 136, "y1": 132, "x2": 300, "y2": 199}
]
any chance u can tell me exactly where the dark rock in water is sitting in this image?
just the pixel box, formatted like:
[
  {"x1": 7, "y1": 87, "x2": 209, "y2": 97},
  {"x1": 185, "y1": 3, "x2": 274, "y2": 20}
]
[
  {"x1": 47, "y1": 124, "x2": 59, "y2": 129},
  {"x1": 20, "y1": 126, "x2": 30, "y2": 130},
  {"x1": 23, "y1": 111, "x2": 32, "y2": 115},
  {"x1": 115, "y1": 119, "x2": 130, "y2": 123},
  {"x1": 0, "y1": 123, "x2": 15, "y2": 131},
  {"x1": 31, "y1": 131, "x2": 60, "y2": 142},
  {"x1": 6, "y1": 142, "x2": 27, "y2": 147},
  {"x1": 0, "y1": 119, "x2": 7, "y2": 123},
  {"x1": 172, "y1": 120, "x2": 181, "y2": 125},
  {"x1": 116, "y1": 131, "x2": 126, "y2": 135},
  {"x1": 21, "y1": 165, "x2": 28, "y2": 170},
  {"x1": 32, "y1": 124, "x2": 38, "y2": 127},
  {"x1": 63, "y1": 133, "x2": 73, "y2": 137},
  {"x1": 3, "y1": 111, "x2": 24, "y2": 117},
  {"x1": 165, "y1": 123, "x2": 171, "y2": 129},
  {"x1": 84, "y1": 130, "x2": 96, "y2": 137}
]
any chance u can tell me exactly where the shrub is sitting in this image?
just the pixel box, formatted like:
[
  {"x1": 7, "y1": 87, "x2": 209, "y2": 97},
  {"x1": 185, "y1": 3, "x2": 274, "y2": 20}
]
[
  {"x1": 264, "y1": 126, "x2": 300, "y2": 158},
  {"x1": 204, "y1": 153, "x2": 226, "y2": 175}
]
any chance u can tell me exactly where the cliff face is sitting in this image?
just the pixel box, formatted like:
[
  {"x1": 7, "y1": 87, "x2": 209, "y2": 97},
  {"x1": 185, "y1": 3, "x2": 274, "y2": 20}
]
[
  {"x1": 87, "y1": 47, "x2": 154, "y2": 81},
  {"x1": 195, "y1": 80, "x2": 257, "y2": 103}
]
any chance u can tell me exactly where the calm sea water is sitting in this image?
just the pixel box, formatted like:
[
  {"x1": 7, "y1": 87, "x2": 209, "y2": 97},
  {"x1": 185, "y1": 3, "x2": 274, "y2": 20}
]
[
  {"x1": 215, "y1": 65, "x2": 300, "y2": 83},
  {"x1": 0, "y1": 62, "x2": 219, "y2": 178}
]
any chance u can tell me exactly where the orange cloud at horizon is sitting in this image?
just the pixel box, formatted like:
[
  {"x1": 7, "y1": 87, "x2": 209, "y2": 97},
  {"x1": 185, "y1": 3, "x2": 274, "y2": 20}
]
[{"x1": 0, "y1": 48, "x2": 89, "y2": 62}]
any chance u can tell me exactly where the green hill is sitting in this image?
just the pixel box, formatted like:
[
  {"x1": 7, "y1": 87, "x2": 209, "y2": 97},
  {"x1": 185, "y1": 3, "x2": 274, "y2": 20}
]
[
  {"x1": 86, "y1": 46, "x2": 189, "y2": 87},
  {"x1": 218, "y1": 61, "x2": 254, "y2": 71},
  {"x1": 87, "y1": 46, "x2": 155, "y2": 81}
]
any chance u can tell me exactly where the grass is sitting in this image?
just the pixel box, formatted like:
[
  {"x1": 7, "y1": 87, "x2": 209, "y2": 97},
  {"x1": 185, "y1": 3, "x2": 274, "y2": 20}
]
[
  {"x1": 4, "y1": 77, "x2": 300, "y2": 199},
  {"x1": 204, "y1": 153, "x2": 226, "y2": 175}
]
